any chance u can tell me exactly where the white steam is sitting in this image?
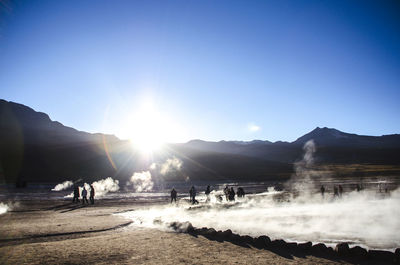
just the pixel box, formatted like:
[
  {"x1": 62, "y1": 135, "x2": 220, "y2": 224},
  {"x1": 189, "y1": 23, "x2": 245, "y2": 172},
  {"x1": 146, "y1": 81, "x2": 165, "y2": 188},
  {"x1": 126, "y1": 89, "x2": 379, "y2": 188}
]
[
  {"x1": 64, "y1": 177, "x2": 120, "y2": 198},
  {"x1": 287, "y1": 140, "x2": 319, "y2": 193},
  {"x1": 91, "y1": 177, "x2": 119, "y2": 196},
  {"x1": 119, "y1": 188, "x2": 400, "y2": 251},
  {"x1": 126, "y1": 171, "x2": 154, "y2": 192},
  {"x1": 51, "y1": 180, "x2": 73, "y2": 191},
  {"x1": 0, "y1": 202, "x2": 9, "y2": 215},
  {"x1": 159, "y1": 157, "x2": 182, "y2": 175}
]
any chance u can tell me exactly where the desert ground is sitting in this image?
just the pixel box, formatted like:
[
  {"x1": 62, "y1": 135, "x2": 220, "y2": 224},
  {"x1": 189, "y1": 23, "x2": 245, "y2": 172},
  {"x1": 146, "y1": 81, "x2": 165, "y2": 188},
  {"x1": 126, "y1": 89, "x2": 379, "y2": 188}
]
[{"x1": 0, "y1": 198, "x2": 398, "y2": 265}]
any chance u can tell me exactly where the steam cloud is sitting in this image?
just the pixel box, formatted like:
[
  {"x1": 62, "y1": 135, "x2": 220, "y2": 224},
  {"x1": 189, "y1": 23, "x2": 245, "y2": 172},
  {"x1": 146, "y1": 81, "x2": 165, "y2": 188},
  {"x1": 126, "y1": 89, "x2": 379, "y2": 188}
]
[
  {"x1": 0, "y1": 202, "x2": 9, "y2": 215},
  {"x1": 90, "y1": 177, "x2": 119, "y2": 197},
  {"x1": 64, "y1": 177, "x2": 120, "y2": 198},
  {"x1": 159, "y1": 157, "x2": 182, "y2": 175},
  {"x1": 287, "y1": 140, "x2": 318, "y2": 193},
  {"x1": 51, "y1": 180, "x2": 73, "y2": 191},
  {"x1": 126, "y1": 171, "x2": 154, "y2": 192},
  {"x1": 119, "y1": 187, "x2": 400, "y2": 251}
]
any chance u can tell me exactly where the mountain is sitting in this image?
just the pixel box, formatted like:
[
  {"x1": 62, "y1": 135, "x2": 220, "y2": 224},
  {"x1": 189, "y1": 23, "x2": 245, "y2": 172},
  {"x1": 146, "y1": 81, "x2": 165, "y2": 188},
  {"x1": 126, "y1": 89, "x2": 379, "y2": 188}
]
[{"x1": 1, "y1": 99, "x2": 399, "y2": 185}]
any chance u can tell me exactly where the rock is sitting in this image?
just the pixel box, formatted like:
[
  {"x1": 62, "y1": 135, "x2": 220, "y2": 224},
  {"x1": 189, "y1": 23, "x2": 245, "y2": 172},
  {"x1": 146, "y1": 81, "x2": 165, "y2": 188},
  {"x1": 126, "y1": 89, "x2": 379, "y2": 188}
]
[
  {"x1": 254, "y1": 235, "x2": 271, "y2": 249},
  {"x1": 230, "y1": 233, "x2": 241, "y2": 242},
  {"x1": 169, "y1": 221, "x2": 194, "y2": 233},
  {"x1": 240, "y1": 235, "x2": 254, "y2": 245},
  {"x1": 349, "y1": 246, "x2": 368, "y2": 259},
  {"x1": 204, "y1": 228, "x2": 217, "y2": 238},
  {"x1": 298, "y1": 242, "x2": 312, "y2": 252},
  {"x1": 335, "y1": 243, "x2": 350, "y2": 256},
  {"x1": 312, "y1": 243, "x2": 329, "y2": 255},
  {"x1": 220, "y1": 229, "x2": 233, "y2": 240},
  {"x1": 286, "y1": 242, "x2": 297, "y2": 250},
  {"x1": 395, "y1": 248, "x2": 400, "y2": 262},
  {"x1": 270, "y1": 239, "x2": 287, "y2": 249},
  {"x1": 368, "y1": 250, "x2": 395, "y2": 262}
]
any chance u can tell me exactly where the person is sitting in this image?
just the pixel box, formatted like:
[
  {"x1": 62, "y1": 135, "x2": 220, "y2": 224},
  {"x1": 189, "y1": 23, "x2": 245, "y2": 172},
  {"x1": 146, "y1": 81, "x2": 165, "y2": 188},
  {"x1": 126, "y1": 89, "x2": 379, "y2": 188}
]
[
  {"x1": 237, "y1": 187, "x2": 245, "y2": 198},
  {"x1": 356, "y1": 184, "x2": 361, "y2": 192},
  {"x1": 171, "y1": 188, "x2": 177, "y2": 203},
  {"x1": 228, "y1": 187, "x2": 235, "y2": 201},
  {"x1": 338, "y1": 185, "x2": 343, "y2": 197},
  {"x1": 205, "y1": 185, "x2": 211, "y2": 202},
  {"x1": 81, "y1": 187, "x2": 89, "y2": 204},
  {"x1": 89, "y1": 184, "x2": 95, "y2": 204},
  {"x1": 333, "y1": 186, "x2": 338, "y2": 197},
  {"x1": 320, "y1": 185, "x2": 325, "y2": 197},
  {"x1": 224, "y1": 186, "x2": 229, "y2": 201},
  {"x1": 191, "y1": 186, "x2": 197, "y2": 204},
  {"x1": 73, "y1": 185, "x2": 80, "y2": 203}
]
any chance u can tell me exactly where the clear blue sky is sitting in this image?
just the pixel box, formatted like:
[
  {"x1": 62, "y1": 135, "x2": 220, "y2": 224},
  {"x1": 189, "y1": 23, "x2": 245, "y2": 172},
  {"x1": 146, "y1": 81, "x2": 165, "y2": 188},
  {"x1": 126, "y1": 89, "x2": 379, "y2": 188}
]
[{"x1": 1, "y1": 0, "x2": 399, "y2": 142}]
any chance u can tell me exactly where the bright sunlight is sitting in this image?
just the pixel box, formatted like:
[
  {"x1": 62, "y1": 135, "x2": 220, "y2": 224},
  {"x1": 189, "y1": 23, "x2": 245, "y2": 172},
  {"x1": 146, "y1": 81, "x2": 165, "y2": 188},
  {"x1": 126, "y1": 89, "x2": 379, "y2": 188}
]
[{"x1": 122, "y1": 101, "x2": 186, "y2": 154}]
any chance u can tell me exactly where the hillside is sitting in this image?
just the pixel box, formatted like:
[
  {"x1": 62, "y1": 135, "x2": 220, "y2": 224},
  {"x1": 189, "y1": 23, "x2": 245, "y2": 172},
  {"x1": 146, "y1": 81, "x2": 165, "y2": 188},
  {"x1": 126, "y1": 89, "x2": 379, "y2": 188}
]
[{"x1": 1, "y1": 99, "x2": 400, "y2": 185}]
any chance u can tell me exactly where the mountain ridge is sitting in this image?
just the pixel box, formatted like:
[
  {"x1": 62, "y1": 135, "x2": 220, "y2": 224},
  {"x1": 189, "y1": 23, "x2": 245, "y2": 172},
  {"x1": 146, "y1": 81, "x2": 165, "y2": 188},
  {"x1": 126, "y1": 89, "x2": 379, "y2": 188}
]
[{"x1": 1, "y1": 99, "x2": 400, "y2": 184}]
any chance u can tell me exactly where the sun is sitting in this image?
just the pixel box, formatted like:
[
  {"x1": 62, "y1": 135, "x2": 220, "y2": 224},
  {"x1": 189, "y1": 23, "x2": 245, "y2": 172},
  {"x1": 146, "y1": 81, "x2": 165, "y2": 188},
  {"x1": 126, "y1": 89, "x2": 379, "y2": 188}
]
[{"x1": 123, "y1": 101, "x2": 186, "y2": 154}]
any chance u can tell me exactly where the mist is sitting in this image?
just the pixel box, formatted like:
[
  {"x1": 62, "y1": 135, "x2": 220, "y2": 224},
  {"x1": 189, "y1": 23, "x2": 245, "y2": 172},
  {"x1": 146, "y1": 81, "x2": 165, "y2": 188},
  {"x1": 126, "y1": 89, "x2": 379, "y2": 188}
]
[
  {"x1": 51, "y1": 180, "x2": 73, "y2": 191},
  {"x1": 126, "y1": 171, "x2": 154, "y2": 192},
  {"x1": 119, "y1": 188, "x2": 400, "y2": 251},
  {"x1": 64, "y1": 177, "x2": 120, "y2": 198},
  {"x1": 0, "y1": 202, "x2": 9, "y2": 215},
  {"x1": 118, "y1": 141, "x2": 400, "y2": 251}
]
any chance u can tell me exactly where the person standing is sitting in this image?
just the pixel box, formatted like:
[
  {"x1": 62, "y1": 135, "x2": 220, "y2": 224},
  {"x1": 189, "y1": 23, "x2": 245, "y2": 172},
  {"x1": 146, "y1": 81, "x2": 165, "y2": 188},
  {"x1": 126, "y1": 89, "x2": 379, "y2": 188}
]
[
  {"x1": 320, "y1": 185, "x2": 325, "y2": 197},
  {"x1": 73, "y1": 185, "x2": 80, "y2": 203},
  {"x1": 205, "y1": 185, "x2": 211, "y2": 202},
  {"x1": 171, "y1": 188, "x2": 177, "y2": 203},
  {"x1": 190, "y1": 186, "x2": 197, "y2": 204},
  {"x1": 89, "y1": 184, "x2": 95, "y2": 204},
  {"x1": 81, "y1": 187, "x2": 89, "y2": 204}
]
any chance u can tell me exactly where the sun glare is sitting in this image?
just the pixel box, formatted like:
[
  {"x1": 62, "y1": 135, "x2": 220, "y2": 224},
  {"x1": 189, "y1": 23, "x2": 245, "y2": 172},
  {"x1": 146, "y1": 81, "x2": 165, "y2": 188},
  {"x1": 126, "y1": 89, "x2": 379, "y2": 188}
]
[{"x1": 123, "y1": 101, "x2": 185, "y2": 154}]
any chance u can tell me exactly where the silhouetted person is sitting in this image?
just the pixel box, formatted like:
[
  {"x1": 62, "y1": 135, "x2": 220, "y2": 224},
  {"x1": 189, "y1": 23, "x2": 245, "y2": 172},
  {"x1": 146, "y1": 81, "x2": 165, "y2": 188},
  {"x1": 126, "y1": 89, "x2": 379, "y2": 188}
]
[
  {"x1": 82, "y1": 187, "x2": 88, "y2": 204},
  {"x1": 190, "y1": 186, "x2": 197, "y2": 204},
  {"x1": 320, "y1": 185, "x2": 325, "y2": 197},
  {"x1": 89, "y1": 184, "x2": 95, "y2": 204},
  {"x1": 228, "y1": 187, "x2": 235, "y2": 201},
  {"x1": 205, "y1": 185, "x2": 211, "y2": 202},
  {"x1": 73, "y1": 185, "x2": 80, "y2": 203},
  {"x1": 356, "y1": 184, "x2": 361, "y2": 192},
  {"x1": 333, "y1": 186, "x2": 339, "y2": 197},
  {"x1": 224, "y1": 186, "x2": 229, "y2": 201},
  {"x1": 237, "y1": 187, "x2": 245, "y2": 198},
  {"x1": 171, "y1": 188, "x2": 177, "y2": 203},
  {"x1": 338, "y1": 185, "x2": 343, "y2": 197}
]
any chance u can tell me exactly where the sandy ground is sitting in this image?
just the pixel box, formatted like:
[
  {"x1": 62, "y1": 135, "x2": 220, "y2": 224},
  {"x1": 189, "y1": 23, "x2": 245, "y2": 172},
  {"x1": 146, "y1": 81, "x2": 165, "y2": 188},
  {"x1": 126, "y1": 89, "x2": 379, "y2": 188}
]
[{"x1": 0, "y1": 199, "x2": 383, "y2": 265}]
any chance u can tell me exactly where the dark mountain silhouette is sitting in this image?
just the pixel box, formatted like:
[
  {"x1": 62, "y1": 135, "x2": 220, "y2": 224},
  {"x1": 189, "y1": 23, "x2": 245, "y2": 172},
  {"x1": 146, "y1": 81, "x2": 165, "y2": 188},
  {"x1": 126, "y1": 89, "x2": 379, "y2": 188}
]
[{"x1": 1, "y1": 99, "x2": 399, "y2": 185}]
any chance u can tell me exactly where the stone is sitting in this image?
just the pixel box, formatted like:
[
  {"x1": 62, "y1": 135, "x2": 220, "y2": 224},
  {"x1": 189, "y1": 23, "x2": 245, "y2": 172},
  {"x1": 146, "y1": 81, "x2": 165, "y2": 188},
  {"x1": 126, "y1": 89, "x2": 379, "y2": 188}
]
[
  {"x1": 349, "y1": 246, "x2": 368, "y2": 259},
  {"x1": 253, "y1": 235, "x2": 271, "y2": 249},
  {"x1": 335, "y1": 243, "x2": 350, "y2": 256},
  {"x1": 270, "y1": 239, "x2": 287, "y2": 249},
  {"x1": 298, "y1": 242, "x2": 312, "y2": 252},
  {"x1": 240, "y1": 235, "x2": 255, "y2": 245},
  {"x1": 368, "y1": 250, "x2": 395, "y2": 262},
  {"x1": 312, "y1": 243, "x2": 329, "y2": 255}
]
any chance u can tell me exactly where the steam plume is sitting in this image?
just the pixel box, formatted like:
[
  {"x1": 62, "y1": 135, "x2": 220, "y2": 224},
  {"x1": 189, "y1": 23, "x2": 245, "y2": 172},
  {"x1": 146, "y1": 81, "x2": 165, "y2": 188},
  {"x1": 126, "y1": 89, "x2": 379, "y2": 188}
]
[
  {"x1": 64, "y1": 177, "x2": 119, "y2": 198},
  {"x1": 160, "y1": 157, "x2": 182, "y2": 175},
  {"x1": 126, "y1": 171, "x2": 154, "y2": 192},
  {"x1": 0, "y1": 202, "x2": 9, "y2": 215},
  {"x1": 51, "y1": 180, "x2": 73, "y2": 191},
  {"x1": 119, "y1": 187, "x2": 400, "y2": 250},
  {"x1": 287, "y1": 140, "x2": 318, "y2": 193}
]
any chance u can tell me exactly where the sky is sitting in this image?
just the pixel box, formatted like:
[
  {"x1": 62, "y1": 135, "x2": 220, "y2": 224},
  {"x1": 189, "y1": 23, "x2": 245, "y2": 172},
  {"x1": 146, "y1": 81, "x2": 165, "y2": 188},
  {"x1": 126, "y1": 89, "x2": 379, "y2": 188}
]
[{"x1": 0, "y1": 0, "x2": 399, "y2": 143}]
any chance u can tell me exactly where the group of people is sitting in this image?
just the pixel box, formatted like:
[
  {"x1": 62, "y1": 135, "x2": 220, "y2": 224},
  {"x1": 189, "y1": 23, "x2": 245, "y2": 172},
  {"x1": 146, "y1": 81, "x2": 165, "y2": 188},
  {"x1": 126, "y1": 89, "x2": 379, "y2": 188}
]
[
  {"x1": 72, "y1": 185, "x2": 95, "y2": 204},
  {"x1": 170, "y1": 185, "x2": 245, "y2": 204},
  {"x1": 320, "y1": 183, "x2": 364, "y2": 197}
]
